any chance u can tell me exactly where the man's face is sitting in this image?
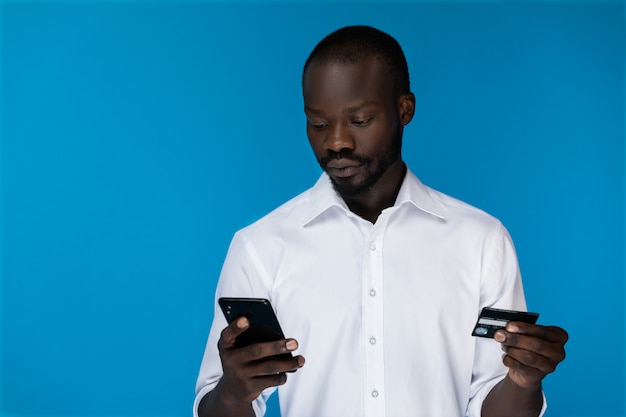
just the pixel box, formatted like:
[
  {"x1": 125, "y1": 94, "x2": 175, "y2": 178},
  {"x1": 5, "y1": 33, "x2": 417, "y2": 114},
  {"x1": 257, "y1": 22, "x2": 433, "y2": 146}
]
[{"x1": 302, "y1": 58, "x2": 413, "y2": 198}]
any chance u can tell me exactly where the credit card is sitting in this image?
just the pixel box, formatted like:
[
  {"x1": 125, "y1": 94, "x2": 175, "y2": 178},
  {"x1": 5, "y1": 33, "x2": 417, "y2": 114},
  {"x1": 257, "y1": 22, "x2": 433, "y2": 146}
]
[{"x1": 471, "y1": 307, "x2": 539, "y2": 338}]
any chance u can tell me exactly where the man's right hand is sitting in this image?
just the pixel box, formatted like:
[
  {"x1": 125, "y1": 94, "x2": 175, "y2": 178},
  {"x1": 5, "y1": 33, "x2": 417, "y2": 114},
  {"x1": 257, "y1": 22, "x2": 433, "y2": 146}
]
[{"x1": 198, "y1": 317, "x2": 305, "y2": 417}]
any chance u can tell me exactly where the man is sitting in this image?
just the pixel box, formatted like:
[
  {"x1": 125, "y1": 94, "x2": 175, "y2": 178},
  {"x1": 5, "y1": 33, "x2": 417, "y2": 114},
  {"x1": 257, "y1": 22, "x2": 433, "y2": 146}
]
[{"x1": 194, "y1": 25, "x2": 568, "y2": 417}]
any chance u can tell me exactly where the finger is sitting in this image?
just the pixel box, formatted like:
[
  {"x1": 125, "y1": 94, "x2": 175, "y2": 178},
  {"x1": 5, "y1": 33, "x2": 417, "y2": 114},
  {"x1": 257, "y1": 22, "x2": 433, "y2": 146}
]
[
  {"x1": 254, "y1": 372, "x2": 289, "y2": 388},
  {"x1": 495, "y1": 330, "x2": 551, "y2": 357},
  {"x1": 221, "y1": 368, "x2": 292, "y2": 404},
  {"x1": 501, "y1": 353, "x2": 546, "y2": 388},
  {"x1": 505, "y1": 322, "x2": 569, "y2": 344},
  {"x1": 239, "y1": 339, "x2": 301, "y2": 362},
  {"x1": 501, "y1": 344, "x2": 558, "y2": 375},
  {"x1": 496, "y1": 329, "x2": 566, "y2": 362},
  {"x1": 241, "y1": 371, "x2": 292, "y2": 397},
  {"x1": 218, "y1": 317, "x2": 250, "y2": 349},
  {"x1": 246, "y1": 354, "x2": 306, "y2": 377}
]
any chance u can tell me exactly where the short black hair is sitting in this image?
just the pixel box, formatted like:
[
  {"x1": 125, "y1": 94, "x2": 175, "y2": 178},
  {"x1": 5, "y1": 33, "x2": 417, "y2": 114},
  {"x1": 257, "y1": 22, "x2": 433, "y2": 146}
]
[{"x1": 303, "y1": 25, "x2": 411, "y2": 97}]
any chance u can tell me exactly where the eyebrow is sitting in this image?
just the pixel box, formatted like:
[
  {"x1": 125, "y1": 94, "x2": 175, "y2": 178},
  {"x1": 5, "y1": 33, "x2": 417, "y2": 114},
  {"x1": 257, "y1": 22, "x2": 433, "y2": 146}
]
[
  {"x1": 304, "y1": 100, "x2": 378, "y2": 116},
  {"x1": 342, "y1": 100, "x2": 377, "y2": 115}
]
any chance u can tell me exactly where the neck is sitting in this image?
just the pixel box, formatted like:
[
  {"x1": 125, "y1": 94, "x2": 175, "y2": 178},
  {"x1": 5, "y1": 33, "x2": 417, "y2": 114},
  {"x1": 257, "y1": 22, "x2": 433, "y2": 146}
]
[{"x1": 342, "y1": 161, "x2": 406, "y2": 224}]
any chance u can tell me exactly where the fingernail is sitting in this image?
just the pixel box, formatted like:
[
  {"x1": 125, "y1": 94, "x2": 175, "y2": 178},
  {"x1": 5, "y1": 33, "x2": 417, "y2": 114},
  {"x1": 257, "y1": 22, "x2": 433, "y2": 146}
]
[
  {"x1": 494, "y1": 332, "x2": 506, "y2": 342},
  {"x1": 286, "y1": 340, "x2": 298, "y2": 350},
  {"x1": 297, "y1": 356, "x2": 305, "y2": 367},
  {"x1": 237, "y1": 318, "x2": 248, "y2": 329},
  {"x1": 507, "y1": 323, "x2": 519, "y2": 332}
]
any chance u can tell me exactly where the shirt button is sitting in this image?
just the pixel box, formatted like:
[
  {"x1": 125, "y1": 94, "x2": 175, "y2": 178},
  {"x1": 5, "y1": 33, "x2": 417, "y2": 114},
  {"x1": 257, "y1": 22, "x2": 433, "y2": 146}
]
[
  {"x1": 371, "y1": 390, "x2": 379, "y2": 398},
  {"x1": 369, "y1": 242, "x2": 376, "y2": 251},
  {"x1": 369, "y1": 337, "x2": 377, "y2": 345},
  {"x1": 369, "y1": 289, "x2": 376, "y2": 297}
]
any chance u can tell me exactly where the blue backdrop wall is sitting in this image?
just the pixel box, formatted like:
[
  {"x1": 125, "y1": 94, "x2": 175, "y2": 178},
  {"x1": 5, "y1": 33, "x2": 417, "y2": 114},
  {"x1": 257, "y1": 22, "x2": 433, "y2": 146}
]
[{"x1": 1, "y1": 1, "x2": 624, "y2": 416}]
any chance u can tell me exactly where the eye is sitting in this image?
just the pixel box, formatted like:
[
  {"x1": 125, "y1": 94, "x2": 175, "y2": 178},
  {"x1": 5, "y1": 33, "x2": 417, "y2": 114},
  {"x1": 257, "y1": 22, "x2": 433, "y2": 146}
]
[
  {"x1": 308, "y1": 119, "x2": 328, "y2": 129},
  {"x1": 352, "y1": 118, "x2": 372, "y2": 127}
]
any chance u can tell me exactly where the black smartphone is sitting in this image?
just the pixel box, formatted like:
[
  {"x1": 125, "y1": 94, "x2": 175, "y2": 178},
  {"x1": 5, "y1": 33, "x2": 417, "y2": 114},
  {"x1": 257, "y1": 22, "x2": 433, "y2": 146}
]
[{"x1": 218, "y1": 297, "x2": 291, "y2": 357}]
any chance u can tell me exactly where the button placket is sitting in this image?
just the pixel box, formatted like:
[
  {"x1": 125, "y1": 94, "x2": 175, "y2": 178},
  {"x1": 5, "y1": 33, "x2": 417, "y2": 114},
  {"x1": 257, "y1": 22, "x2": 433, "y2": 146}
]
[{"x1": 363, "y1": 221, "x2": 387, "y2": 417}]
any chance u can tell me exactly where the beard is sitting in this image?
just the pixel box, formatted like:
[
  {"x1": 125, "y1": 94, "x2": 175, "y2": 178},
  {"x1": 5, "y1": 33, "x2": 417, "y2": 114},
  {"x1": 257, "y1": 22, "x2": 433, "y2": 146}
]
[{"x1": 318, "y1": 136, "x2": 402, "y2": 198}]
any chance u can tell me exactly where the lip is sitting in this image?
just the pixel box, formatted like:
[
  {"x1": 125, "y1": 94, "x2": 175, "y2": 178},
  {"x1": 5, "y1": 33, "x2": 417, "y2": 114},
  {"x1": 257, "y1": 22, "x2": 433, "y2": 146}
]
[{"x1": 325, "y1": 159, "x2": 361, "y2": 178}]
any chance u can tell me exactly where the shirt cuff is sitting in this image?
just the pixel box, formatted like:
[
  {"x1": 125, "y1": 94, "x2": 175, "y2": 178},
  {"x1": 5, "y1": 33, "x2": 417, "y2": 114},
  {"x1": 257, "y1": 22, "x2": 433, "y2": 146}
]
[
  {"x1": 192, "y1": 384, "x2": 269, "y2": 417},
  {"x1": 465, "y1": 376, "x2": 548, "y2": 417}
]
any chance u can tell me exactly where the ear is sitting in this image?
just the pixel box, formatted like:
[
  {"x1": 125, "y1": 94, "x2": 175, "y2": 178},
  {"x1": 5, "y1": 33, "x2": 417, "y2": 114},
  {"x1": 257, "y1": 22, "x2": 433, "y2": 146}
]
[{"x1": 398, "y1": 92, "x2": 416, "y2": 125}]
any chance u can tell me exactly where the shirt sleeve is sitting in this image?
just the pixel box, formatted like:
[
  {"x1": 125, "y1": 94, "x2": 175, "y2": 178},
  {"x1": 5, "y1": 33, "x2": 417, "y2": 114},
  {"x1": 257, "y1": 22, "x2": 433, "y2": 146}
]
[
  {"x1": 193, "y1": 231, "x2": 276, "y2": 417},
  {"x1": 465, "y1": 222, "x2": 547, "y2": 417}
]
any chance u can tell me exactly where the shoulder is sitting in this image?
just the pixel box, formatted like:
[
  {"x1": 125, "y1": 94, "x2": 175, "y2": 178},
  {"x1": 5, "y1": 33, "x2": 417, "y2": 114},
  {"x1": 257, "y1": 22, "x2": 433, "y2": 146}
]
[
  {"x1": 233, "y1": 185, "x2": 315, "y2": 243},
  {"x1": 422, "y1": 186, "x2": 516, "y2": 262},
  {"x1": 403, "y1": 171, "x2": 504, "y2": 232},
  {"x1": 432, "y1": 187, "x2": 502, "y2": 228}
]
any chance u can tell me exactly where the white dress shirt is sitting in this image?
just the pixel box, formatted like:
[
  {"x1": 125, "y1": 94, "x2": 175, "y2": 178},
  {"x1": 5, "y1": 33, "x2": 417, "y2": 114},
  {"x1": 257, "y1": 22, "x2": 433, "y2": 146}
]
[{"x1": 194, "y1": 169, "x2": 546, "y2": 417}]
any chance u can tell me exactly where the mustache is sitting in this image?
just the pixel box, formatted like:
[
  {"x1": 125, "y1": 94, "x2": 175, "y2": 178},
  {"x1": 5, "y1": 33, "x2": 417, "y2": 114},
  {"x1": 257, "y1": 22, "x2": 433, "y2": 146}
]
[{"x1": 319, "y1": 150, "x2": 370, "y2": 167}]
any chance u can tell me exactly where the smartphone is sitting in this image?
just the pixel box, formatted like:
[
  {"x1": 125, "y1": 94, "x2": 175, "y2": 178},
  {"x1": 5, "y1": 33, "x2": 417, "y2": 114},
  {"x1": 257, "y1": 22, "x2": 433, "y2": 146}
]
[{"x1": 218, "y1": 297, "x2": 292, "y2": 357}]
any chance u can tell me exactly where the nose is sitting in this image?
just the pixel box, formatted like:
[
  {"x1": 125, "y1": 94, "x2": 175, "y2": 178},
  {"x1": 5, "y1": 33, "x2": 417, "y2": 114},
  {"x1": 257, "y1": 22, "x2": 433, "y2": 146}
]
[{"x1": 325, "y1": 123, "x2": 356, "y2": 153}]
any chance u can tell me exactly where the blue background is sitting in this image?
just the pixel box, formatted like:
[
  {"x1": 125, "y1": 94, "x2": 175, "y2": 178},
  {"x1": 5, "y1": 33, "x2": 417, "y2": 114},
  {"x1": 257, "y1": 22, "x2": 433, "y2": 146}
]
[{"x1": 1, "y1": 1, "x2": 624, "y2": 416}]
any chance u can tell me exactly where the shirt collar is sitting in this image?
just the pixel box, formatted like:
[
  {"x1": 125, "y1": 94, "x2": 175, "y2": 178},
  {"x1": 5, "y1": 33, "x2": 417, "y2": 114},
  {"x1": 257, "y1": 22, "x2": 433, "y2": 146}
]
[
  {"x1": 395, "y1": 169, "x2": 445, "y2": 220},
  {"x1": 301, "y1": 169, "x2": 445, "y2": 226}
]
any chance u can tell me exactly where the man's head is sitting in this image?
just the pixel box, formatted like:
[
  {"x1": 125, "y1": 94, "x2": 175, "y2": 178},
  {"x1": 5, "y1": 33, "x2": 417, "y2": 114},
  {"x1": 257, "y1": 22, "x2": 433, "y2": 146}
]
[
  {"x1": 303, "y1": 25, "x2": 411, "y2": 99},
  {"x1": 302, "y1": 26, "x2": 415, "y2": 199}
]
